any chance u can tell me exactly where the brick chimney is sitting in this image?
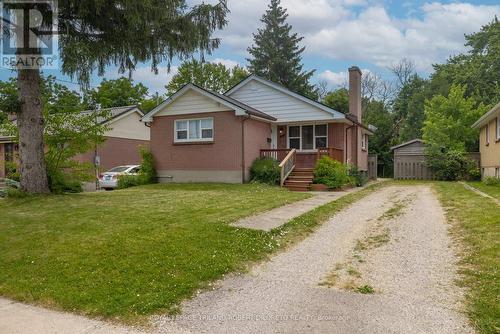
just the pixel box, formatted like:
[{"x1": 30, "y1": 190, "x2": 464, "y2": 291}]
[{"x1": 348, "y1": 66, "x2": 362, "y2": 121}]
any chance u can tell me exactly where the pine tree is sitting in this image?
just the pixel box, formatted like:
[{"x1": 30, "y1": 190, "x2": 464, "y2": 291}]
[
  {"x1": 3, "y1": 0, "x2": 228, "y2": 193},
  {"x1": 247, "y1": 0, "x2": 317, "y2": 99}
]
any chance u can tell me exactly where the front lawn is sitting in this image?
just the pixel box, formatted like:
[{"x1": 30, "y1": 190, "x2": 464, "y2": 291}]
[
  {"x1": 467, "y1": 181, "x2": 500, "y2": 200},
  {"x1": 0, "y1": 183, "x2": 309, "y2": 322},
  {"x1": 433, "y1": 182, "x2": 499, "y2": 334}
]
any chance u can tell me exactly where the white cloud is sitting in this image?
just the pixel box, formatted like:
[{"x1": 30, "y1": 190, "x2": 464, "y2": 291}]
[
  {"x1": 318, "y1": 68, "x2": 371, "y2": 87},
  {"x1": 318, "y1": 70, "x2": 349, "y2": 87},
  {"x1": 211, "y1": 58, "x2": 241, "y2": 69},
  {"x1": 205, "y1": 1, "x2": 499, "y2": 73},
  {"x1": 129, "y1": 66, "x2": 178, "y2": 95}
]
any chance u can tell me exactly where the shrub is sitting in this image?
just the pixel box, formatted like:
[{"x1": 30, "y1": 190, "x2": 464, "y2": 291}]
[
  {"x1": 137, "y1": 146, "x2": 156, "y2": 184},
  {"x1": 349, "y1": 165, "x2": 368, "y2": 187},
  {"x1": 5, "y1": 161, "x2": 20, "y2": 181},
  {"x1": 48, "y1": 170, "x2": 83, "y2": 194},
  {"x1": 426, "y1": 149, "x2": 477, "y2": 181},
  {"x1": 313, "y1": 156, "x2": 351, "y2": 189},
  {"x1": 117, "y1": 148, "x2": 157, "y2": 189},
  {"x1": 484, "y1": 177, "x2": 500, "y2": 186},
  {"x1": 117, "y1": 175, "x2": 141, "y2": 189},
  {"x1": 5, "y1": 188, "x2": 29, "y2": 199},
  {"x1": 250, "y1": 157, "x2": 280, "y2": 185}
]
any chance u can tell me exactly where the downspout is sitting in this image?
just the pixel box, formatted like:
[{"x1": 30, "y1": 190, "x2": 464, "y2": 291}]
[{"x1": 241, "y1": 115, "x2": 250, "y2": 183}]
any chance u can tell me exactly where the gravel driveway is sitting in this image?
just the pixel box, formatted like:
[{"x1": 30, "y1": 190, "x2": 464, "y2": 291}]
[{"x1": 155, "y1": 186, "x2": 473, "y2": 334}]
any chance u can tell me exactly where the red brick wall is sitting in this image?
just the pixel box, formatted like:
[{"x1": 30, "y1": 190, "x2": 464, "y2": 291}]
[
  {"x1": 244, "y1": 118, "x2": 272, "y2": 179},
  {"x1": 151, "y1": 111, "x2": 243, "y2": 171},
  {"x1": 74, "y1": 137, "x2": 149, "y2": 172}
]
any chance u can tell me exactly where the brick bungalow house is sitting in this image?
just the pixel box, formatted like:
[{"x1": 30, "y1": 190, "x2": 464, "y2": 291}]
[
  {"x1": 142, "y1": 66, "x2": 374, "y2": 190},
  {"x1": 0, "y1": 105, "x2": 150, "y2": 179},
  {"x1": 472, "y1": 102, "x2": 500, "y2": 179}
]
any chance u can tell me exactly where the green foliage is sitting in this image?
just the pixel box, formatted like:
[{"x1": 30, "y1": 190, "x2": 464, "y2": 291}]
[
  {"x1": 85, "y1": 78, "x2": 149, "y2": 109},
  {"x1": 426, "y1": 148, "x2": 478, "y2": 181},
  {"x1": 138, "y1": 147, "x2": 157, "y2": 185},
  {"x1": 363, "y1": 100, "x2": 396, "y2": 177},
  {"x1": 166, "y1": 59, "x2": 249, "y2": 95},
  {"x1": 392, "y1": 74, "x2": 430, "y2": 142},
  {"x1": 313, "y1": 156, "x2": 351, "y2": 189},
  {"x1": 0, "y1": 78, "x2": 21, "y2": 120},
  {"x1": 117, "y1": 147, "x2": 157, "y2": 189},
  {"x1": 117, "y1": 175, "x2": 141, "y2": 189},
  {"x1": 349, "y1": 165, "x2": 368, "y2": 187},
  {"x1": 5, "y1": 188, "x2": 29, "y2": 199},
  {"x1": 423, "y1": 85, "x2": 486, "y2": 152},
  {"x1": 483, "y1": 177, "x2": 500, "y2": 186},
  {"x1": 48, "y1": 170, "x2": 84, "y2": 194},
  {"x1": 5, "y1": 161, "x2": 20, "y2": 182},
  {"x1": 58, "y1": 1, "x2": 229, "y2": 87},
  {"x1": 0, "y1": 76, "x2": 108, "y2": 192},
  {"x1": 250, "y1": 157, "x2": 280, "y2": 185},
  {"x1": 430, "y1": 18, "x2": 500, "y2": 106},
  {"x1": 323, "y1": 88, "x2": 349, "y2": 114},
  {"x1": 247, "y1": 0, "x2": 317, "y2": 99}
]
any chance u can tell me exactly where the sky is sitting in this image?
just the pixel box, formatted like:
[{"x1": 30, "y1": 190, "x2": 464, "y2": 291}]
[{"x1": 1, "y1": 0, "x2": 499, "y2": 96}]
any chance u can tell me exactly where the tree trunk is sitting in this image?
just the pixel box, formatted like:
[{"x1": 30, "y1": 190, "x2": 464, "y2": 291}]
[{"x1": 17, "y1": 68, "x2": 50, "y2": 194}]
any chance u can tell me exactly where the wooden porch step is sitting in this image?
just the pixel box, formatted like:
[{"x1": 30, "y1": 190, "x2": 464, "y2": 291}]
[
  {"x1": 284, "y1": 185, "x2": 311, "y2": 192},
  {"x1": 287, "y1": 175, "x2": 314, "y2": 181}
]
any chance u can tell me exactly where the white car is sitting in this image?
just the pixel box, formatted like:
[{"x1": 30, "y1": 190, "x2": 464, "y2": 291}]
[{"x1": 98, "y1": 165, "x2": 140, "y2": 190}]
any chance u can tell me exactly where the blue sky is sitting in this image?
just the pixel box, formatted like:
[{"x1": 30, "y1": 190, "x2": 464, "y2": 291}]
[{"x1": 1, "y1": 0, "x2": 499, "y2": 95}]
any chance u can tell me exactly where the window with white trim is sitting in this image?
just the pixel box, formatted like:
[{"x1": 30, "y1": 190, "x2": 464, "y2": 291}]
[
  {"x1": 361, "y1": 134, "x2": 367, "y2": 150},
  {"x1": 485, "y1": 123, "x2": 490, "y2": 145},
  {"x1": 288, "y1": 124, "x2": 328, "y2": 150},
  {"x1": 175, "y1": 118, "x2": 213, "y2": 142},
  {"x1": 496, "y1": 117, "x2": 499, "y2": 141}
]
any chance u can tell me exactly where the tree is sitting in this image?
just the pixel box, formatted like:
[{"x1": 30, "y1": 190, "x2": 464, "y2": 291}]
[
  {"x1": 392, "y1": 74, "x2": 430, "y2": 142},
  {"x1": 430, "y1": 18, "x2": 500, "y2": 106},
  {"x1": 85, "y1": 78, "x2": 149, "y2": 109},
  {"x1": 0, "y1": 76, "x2": 109, "y2": 192},
  {"x1": 247, "y1": 0, "x2": 317, "y2": 99},
  {"x1": 323, "y1": 88, "x2": 349, "y2": 114},
  {"x1": 0, "y1": 79, "x2": 19, "y2": 124},
  {"x1": 390, "y1": 58, "x2": 416, "y2": 88},
  {"x1": 3, "y1": 0, "x2": 228, "y2": 193},
  {"x1": 423, "y1": 85, "x2": 487, "y2": 152},
  {"x1": 166, "y1": 59, "x2": 248, "y2": 95}
]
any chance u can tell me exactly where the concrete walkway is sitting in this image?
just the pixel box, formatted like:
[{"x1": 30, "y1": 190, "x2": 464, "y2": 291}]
[
  {"x1": 232, "y1": 186, "x2": 364, "y2": 231},
  {"x1": 0, "y1": 298, "x2": 148, "y2": 334}
]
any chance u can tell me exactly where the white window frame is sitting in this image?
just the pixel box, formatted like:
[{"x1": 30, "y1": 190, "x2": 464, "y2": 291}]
[
  {"x1": 174, "y1": 117, "x2": 214, "y2": 143},
  {"x1": 485, "y1": 123, "x2": 490, "y2": 145},
  {"x1": 361, "y1": 134, "x2": 367, "y2": 151},
  {"x1": 496, "y1": 117, "x2": 499, "y2": 141},
  {"x1": 287, "y1": 124, "x2": 328, "y2": 151}
]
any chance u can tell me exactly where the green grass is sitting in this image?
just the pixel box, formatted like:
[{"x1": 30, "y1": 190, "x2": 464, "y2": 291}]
[
  {"x1": 432, "y1": 182, "x2": 499, "y2": 334},
  {"x1": 0, "y1": 182, "x2": 384, "y2": 323},
  {"x1": 0, "y1": 183, "x2": 308, "y2": 322},
  {"x1": 356, "y1": 285, "x2": 375, "y2": 294},
  {"x1": 466, "y1": 181, "x2": 500, "y2": 200}
]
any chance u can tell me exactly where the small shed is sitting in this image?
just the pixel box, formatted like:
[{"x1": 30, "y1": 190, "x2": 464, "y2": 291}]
[{"x1": 391, "y1": 139, "x2": 433, "y2": 180}]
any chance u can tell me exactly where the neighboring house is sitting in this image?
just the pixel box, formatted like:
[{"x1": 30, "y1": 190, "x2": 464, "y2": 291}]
[
  {"x1": 73, "y1": 105, "x2": 150, "y2": 172},
  {"x1": 0, "y1": 105, "x2": 150, "y2": 179},
  {"x1": 142, "y1": 66, "x2": 374, "y2": 189},
  {"x1": 472, "y1": 102, "x2": 500, "y2": 179}
]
